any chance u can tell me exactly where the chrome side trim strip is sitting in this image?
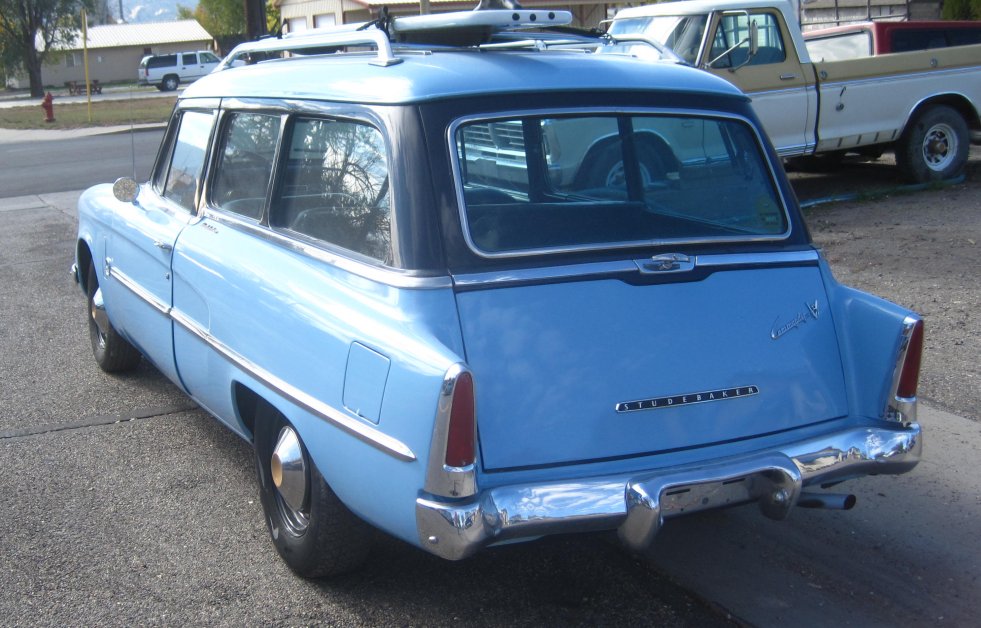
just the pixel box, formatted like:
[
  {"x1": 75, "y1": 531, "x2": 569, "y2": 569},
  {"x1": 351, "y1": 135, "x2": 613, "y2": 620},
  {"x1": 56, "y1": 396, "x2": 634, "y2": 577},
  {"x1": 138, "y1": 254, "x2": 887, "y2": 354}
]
[
  {"x1": 817, "y1": 65, "x2": 980, "y2": 91},
  {"x1": 451, "y1": 250, "x2": 819, "y2": 288},
  {"x1": 695, "y1": 250, "x2": 819, "y2": 266},
  {"x1": 170, "y1": 307, "x2": 417, "y2": 462},
  {"x1": 416, "y1": 422, "x2": 920, "y2": 560},
  {"x1": 109, "y1": 266, "x2": 172, "y2": 317},
  {"x1": 453, "y1": 260, "x2": 637, "y2": 287},
  {"x1": 198, "y1": 209, "x2": 453, "y2": 291}
]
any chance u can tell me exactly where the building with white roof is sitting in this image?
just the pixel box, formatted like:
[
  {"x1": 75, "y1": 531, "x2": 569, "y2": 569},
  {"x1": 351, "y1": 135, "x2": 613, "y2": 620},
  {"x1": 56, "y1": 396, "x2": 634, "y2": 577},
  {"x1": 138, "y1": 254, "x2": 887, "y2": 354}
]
[{"x1": 38, "y1": 19, "x2": 214, "y2": 88}]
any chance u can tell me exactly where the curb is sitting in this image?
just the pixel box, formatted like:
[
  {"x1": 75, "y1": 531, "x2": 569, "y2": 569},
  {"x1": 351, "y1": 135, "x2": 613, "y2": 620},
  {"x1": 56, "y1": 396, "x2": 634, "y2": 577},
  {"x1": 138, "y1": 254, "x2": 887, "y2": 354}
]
[{"x1": 0, "y1": 122, "x2": 166, "y2": 144}]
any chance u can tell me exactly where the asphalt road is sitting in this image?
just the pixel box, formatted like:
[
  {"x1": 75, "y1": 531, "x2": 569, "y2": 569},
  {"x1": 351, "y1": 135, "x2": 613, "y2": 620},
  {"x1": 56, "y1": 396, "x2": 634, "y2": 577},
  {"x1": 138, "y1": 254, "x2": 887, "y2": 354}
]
[
  {"x1": 1, "y1": 134, "x2": 979, "y2": 626},
  {"x1": 0, "y1": 129, "x2": 162, "y2": 197}
]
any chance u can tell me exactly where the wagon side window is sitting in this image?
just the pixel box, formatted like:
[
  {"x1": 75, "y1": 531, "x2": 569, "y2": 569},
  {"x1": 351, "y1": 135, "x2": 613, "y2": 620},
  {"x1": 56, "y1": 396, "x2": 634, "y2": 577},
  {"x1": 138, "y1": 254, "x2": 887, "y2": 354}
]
[
  {"x1": 272, "y1": 117, "x2": 391, "y2": 263},
  {"x1": 211, "y1": 112, "x2": 280, "y2": 220},
  {"x1": 161, "y1": 110, "x2": 215, "y2": 212}
]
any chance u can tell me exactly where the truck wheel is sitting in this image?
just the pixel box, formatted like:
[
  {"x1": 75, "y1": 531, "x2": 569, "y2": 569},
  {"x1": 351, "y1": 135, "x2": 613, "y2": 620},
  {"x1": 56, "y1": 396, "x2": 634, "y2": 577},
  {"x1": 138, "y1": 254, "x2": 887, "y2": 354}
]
[
  {"x1": 162, "y1": 75, "x2": 179, "y2": 91},
  {"x1": 576, "y1": 135, "x2": 676, "y2": 191},
  {"x1": 254, "y1": 404, "x2": 371, "y2": 578},
  {"x1": 86, "y1": 263, "x2": 142, "y2": 372},
  {"x1": 896, "y1": 105, "x2": 969, "y2": 183}
]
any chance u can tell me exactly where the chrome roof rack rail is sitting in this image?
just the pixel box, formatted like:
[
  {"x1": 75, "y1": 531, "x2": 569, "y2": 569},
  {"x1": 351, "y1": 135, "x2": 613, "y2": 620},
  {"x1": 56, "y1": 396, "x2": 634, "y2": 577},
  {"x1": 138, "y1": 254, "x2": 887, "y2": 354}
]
[
  {"x1": 218, "y1": 10, "x2": 576, "y2": 70},
  {"x1": 228, "y1": 26, "x2": 401, "y2": 67}
]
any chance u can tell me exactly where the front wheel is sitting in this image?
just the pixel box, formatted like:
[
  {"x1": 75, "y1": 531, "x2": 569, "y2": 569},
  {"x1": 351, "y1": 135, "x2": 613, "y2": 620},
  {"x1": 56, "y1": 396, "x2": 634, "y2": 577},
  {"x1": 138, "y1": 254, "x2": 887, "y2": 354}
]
[
  {"x1": 896, "y1": 105, "x2": 969, "y2": 183},
  {"x1": 86, "y1": 263, "x2": 142, "y2": 372},
  {"x1": 254, "y1": 404, "x2": 371, "y2": 578}
]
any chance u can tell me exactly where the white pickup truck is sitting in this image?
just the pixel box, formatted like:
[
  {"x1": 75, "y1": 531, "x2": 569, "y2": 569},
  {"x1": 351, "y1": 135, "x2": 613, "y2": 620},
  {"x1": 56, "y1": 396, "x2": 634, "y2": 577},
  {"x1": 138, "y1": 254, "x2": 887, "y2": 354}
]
[{"x1": 607, "y1": 0, "x2": 981, "y2": 182}]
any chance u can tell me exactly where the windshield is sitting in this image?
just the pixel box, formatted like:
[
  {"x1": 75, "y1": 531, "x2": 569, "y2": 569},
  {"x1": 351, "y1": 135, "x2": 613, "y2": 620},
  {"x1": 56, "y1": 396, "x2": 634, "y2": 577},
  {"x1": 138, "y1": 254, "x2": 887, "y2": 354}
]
[
  {"x1": 608, "y1": 15, "x2": 709, "y2": 65},
  {"x1": 454, "y1": 112, "x2": 787, "y2": 256}
]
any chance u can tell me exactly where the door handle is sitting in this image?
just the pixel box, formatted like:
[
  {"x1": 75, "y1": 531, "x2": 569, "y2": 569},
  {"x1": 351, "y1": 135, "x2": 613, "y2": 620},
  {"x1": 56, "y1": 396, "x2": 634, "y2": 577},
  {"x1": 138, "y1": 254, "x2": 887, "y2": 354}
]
[
  {"x1": 153, "y1": 241, "x2": 173, "y2": 252},
  {"x1": 779, "y1": 73, "x2": 797, "y2": 80}
]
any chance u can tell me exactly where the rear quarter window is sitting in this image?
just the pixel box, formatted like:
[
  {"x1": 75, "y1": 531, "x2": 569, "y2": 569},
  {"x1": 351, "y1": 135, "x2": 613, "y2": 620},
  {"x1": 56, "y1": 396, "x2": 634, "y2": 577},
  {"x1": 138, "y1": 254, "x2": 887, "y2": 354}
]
[
  {"x1": 272, "y1": 117, "x2": 392, "y2": 263},
  {"x1": 805, "y1": 31, "x2": 872, "y2": 60},
  {"x1": 147, "y1": 55, "x2": 177, "y2": 69}
]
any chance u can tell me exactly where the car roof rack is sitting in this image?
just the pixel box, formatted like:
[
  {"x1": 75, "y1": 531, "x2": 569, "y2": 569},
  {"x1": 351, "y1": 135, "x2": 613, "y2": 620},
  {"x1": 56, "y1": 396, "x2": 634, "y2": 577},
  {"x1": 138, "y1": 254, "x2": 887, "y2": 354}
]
[{"x1": 219, "y1": 9, "x2": 575, "y2": 69}]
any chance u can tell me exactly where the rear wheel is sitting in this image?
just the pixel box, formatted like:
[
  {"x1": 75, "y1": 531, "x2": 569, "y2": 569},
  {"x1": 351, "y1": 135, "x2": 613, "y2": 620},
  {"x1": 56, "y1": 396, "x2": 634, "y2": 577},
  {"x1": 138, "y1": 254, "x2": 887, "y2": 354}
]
[
  {"x1": 896, "y1": 105, "x2": 969, "y2": 183},
  {"x1": 161, "y1": 75, "x2": 179, "y2": 91},
  {"x1": 86, "y1": 263, "x2": 142, "y2": 372},
  {"x1": 254, "y1": 404, "x2": 371, "y2": 578}
]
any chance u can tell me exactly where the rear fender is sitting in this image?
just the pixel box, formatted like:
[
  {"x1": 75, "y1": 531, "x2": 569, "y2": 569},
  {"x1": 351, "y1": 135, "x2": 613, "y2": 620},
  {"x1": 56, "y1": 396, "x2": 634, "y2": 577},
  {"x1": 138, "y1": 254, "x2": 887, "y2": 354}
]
[{"x1": 820, "y1": 259, "x2": 920, "y2": 421}]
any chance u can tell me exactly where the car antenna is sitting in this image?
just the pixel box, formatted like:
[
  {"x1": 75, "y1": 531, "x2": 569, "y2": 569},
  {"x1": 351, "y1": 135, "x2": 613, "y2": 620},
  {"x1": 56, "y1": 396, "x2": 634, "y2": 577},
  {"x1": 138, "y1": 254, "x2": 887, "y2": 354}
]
[{"x1": 128, "y1": 83, "x2": 137, "y2": 180}]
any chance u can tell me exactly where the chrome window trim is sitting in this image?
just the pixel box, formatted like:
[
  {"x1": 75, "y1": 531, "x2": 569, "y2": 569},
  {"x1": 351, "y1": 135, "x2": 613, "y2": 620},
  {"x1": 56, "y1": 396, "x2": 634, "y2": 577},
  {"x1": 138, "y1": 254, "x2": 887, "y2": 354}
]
[
  {"x1": 448, "y1": 107, "x2": 794, "y2": 260},
  {"x1": 169, "y1": 307, "x2": 416, "y2": 462},
  {"x1": 197, "y1": 208, "x2": 453, "y2": 290},
  {"x1": 205, "y1": 109, "x2": 286, "y2": 224},
  {"x1": 451, "y1": 250, "x2": 819, "y2": 288}
]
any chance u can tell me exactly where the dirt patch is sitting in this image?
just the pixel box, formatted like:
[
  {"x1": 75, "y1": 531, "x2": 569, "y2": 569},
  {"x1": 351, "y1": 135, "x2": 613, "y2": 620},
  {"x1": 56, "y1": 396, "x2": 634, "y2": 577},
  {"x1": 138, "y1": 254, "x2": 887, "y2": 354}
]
[{"x1": 797, "y1": 149, "x2": 981, "y2": 422}]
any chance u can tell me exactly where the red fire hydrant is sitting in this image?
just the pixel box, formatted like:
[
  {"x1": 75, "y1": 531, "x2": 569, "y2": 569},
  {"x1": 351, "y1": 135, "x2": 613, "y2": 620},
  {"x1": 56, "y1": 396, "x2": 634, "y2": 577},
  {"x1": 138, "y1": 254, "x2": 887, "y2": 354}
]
[{"x1": 41, "y1": 92, "x2": 55, "y2": 123}]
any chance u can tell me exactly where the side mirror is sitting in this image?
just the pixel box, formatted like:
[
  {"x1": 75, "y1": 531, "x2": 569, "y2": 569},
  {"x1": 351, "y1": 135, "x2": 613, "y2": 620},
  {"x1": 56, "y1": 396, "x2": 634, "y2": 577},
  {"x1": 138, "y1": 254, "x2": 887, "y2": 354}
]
[
  {"x1": 112, "y1": 177, "x2": 140, "y2": 204},
  {"x1": 749, "y1": 20, "x2": 759, "y2": 58}
]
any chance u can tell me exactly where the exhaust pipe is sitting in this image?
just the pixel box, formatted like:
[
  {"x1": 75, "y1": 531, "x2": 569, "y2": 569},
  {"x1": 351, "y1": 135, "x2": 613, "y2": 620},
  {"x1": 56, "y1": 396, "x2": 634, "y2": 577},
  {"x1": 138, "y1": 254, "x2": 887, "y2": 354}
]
[{"x1": 797, "y1": 492, "x2": 857, "y2": 510}]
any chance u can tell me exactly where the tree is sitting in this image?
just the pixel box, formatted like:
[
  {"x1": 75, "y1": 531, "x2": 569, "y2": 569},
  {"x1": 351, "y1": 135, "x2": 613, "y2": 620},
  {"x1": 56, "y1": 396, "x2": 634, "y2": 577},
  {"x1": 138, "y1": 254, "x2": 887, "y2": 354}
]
[
  {"x1": 0, "y1": 0, "x2": 93, "y2": 97},
  {"x1": 941, "y1": 0, "x2": 980, "y2": 19},
  {"x1": 190, "y1": 0, "x2": 246, "y2": 37}
]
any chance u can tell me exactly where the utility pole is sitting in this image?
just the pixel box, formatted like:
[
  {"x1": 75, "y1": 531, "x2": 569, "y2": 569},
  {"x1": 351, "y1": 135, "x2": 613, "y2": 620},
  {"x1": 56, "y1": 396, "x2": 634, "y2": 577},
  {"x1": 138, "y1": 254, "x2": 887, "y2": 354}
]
[{"x1": 244, "y1": 0, "x2": 268, "y2": 40}]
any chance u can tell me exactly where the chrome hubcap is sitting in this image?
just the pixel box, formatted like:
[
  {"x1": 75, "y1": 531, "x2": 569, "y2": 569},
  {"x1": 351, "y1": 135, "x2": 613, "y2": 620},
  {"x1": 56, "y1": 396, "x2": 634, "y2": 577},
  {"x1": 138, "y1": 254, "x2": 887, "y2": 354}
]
[
  {"x1": 90, "y1": 287, "x2": 110, "y2": 347},
  {"x1": 921, "y1": 123, "x2": 957, "y2": 172},
  {"x1": 271, "y1": 426, "x2": 309, "y2": 532},
  {"x1": 605, "y1": 160, "x2": 653, "y2": 188}
]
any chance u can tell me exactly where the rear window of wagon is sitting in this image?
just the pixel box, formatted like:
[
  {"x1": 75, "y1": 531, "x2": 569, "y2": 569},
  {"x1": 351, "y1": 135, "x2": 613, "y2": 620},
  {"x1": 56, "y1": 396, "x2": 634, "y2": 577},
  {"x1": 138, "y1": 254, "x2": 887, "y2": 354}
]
[{"x1": 452, "y1": 111, "x2": 789, "y2": 257}]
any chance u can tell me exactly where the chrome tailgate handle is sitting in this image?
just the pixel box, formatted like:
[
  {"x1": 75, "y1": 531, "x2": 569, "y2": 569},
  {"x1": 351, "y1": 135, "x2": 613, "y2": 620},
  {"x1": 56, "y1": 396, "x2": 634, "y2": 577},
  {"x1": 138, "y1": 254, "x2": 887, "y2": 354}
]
[{"x1": 637, "y1": 253, "x2": 693, "y2": 274}]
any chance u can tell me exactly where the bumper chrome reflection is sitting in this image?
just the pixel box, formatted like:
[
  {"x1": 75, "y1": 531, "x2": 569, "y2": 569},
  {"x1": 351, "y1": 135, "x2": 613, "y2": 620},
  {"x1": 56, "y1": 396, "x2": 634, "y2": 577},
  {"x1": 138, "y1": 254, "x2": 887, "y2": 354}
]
[{"x1": 416, "y1": 423, "x2": 921, "y2": 560}]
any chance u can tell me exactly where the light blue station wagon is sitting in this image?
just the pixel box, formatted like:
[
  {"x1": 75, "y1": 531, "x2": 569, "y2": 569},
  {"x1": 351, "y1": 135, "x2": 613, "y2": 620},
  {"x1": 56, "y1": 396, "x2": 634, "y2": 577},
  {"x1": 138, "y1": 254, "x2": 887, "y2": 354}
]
[{"x1": 72, "y1": 10, "x2": 924, "y2": 577}]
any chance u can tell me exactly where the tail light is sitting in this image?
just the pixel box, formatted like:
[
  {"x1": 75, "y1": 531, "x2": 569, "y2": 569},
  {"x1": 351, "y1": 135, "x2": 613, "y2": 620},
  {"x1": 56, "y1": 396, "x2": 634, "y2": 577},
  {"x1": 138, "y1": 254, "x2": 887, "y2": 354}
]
[
  {"x1": 897, "y1": 319, "x2": 924, "y2": 399},
  {"x1": 444, "y1": 371, "x2": 475, "y2": 468}
]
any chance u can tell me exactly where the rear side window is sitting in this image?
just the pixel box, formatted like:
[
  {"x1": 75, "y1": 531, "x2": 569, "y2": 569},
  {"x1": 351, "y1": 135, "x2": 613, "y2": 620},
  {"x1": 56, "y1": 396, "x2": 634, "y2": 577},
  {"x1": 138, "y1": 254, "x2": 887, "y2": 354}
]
[
  {"x1": 161, "y1": 111, "x2": 215, "y2": 211},
  {"x1": 947, "y1": 28, "x2": 981, "y2": 46},
  {"x1": 454, "y1": 113, "x2": 787, "y2": 256},
  {"x1": 148, "y1": 55, "x2": 177, "y2": 69},
  {"x1": 211, "y1": 112, "x2": 280, "y2": 220},
  {"x1": 182, "y1": 53, "x2": 199, "y2": 65},
  {"x1": 273, "y1": 117, "x2": 391, "y2": 262},
  {"x1": 805, "y1": 31, "x2": 873, "y2": 61}
]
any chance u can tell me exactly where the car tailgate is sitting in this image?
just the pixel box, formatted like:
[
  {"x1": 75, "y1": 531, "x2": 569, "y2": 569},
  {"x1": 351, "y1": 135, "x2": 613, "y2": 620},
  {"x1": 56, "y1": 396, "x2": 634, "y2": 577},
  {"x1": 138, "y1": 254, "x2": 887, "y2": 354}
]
[{"x1": 455, "y1": 260, "x2": 848, "y2": 471}]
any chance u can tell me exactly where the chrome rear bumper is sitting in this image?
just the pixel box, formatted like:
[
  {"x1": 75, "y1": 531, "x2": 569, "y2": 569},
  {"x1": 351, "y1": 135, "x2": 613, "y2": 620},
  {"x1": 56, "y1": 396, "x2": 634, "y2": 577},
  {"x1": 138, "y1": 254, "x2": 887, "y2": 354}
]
[{"x1": 416, "y1": 423, "x2": 921, "y2": 560}]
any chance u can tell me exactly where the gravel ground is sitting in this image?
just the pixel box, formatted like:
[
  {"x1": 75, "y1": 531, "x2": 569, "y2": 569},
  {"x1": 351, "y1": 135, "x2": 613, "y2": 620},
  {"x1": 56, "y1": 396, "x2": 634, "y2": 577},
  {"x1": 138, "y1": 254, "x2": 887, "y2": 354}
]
[{"x1": 798, "y1": 149, "x2": 981, "y2": 423}]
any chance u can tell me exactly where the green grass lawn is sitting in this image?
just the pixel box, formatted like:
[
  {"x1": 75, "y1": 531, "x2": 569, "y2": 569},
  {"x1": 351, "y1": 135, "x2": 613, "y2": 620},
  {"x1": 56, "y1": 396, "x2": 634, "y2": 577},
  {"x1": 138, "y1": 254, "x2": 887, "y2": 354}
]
[{"x1": 0, "y1": 96, "x2": 176, "y2": 130}]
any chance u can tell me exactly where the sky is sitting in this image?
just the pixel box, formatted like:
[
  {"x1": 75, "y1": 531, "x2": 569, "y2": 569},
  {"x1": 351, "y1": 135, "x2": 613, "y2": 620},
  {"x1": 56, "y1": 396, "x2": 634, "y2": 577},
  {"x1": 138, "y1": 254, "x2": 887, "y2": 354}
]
[{"x1": 120, "y1": 0, "x2": 197, "y2": 23}]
